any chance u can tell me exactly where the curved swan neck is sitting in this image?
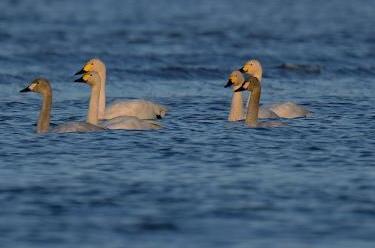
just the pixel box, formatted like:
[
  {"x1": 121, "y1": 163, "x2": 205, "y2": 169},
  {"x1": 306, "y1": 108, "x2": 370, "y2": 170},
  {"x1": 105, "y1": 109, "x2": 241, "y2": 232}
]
[
  {"x1": 37, "y1": 90, "x2": 52, "y2": 133},
  {"x1": 254, "y1": 70, "x2": 262, "y2": 82},
  {"x1": 97, "y1": 64, "x2": 106, "y2": 120},
  {"x1": 245, "y1": 86, "x2": 261, "y2": 127},
  {"x1": 228, "y1": 91, "x2": 244, "y2": 121},
  {"x1": 87, "y1": 83, "x2": 100, "y2": 125}
]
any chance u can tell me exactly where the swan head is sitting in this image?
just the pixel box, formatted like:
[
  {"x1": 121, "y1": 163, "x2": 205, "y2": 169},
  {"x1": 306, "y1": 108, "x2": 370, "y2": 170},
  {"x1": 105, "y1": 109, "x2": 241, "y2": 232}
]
[
  {"x1": 75, "y1": 58, "x2": 106, "y2": 75},
  {"x1": 234, "y1": 77, "x2": 261, "y2": 92},
  {"x1": 224, "y1": 71, "x2": 245, "y2": 90},
  {"x1": 239, "y1": 59, "x2": 262, "y2": 80},
  {"x1": 20, "y1": 78, "x2": 51, "y2": 94},
  {"x1": 74, "y1": 71, "x2": 101, "y2": 87}
]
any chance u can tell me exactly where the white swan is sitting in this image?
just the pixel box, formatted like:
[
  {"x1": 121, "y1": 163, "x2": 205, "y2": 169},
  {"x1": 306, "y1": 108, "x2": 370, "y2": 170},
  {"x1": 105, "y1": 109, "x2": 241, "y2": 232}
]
[
  {"x1": 75, "y1": 72, "x2": 162, "y2": 130},
  {"x1": 234, "y1": 77, "x2": 285, "y2": 128},
  {"x1": 239, "y1": 59, "x2": 310, "y2": 118},
  {"x1": 75, "y1": 58, "x2": 167, "y2": 120},
  {"x1": 225, "y1": 71, "x2": 278, "y2": 121},
  {"x1": 20, "y1": 78, "x2": 105, "y2": 134}
]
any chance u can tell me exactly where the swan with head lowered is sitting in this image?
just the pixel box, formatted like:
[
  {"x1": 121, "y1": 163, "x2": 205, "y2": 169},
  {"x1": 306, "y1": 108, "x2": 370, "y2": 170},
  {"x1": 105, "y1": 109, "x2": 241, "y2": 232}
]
[
  {"x1": 75, "y1": 72, "x2": 162, "y2": 130},
  {"x1": 238, "y1": 59, "x2": 310, "y2": 118},
  {"x1": 234, "y1": 78, "x2": 285, "y2": 128},
  {"x1": 225, "y1": 71, "x2": 278, "y2": 121},
  {"x1": 75, "y1": 58, "x2": 167, "y2": 120},
  {"x1": 20, "y1": 78, "x2": 105, "y2": 134}
]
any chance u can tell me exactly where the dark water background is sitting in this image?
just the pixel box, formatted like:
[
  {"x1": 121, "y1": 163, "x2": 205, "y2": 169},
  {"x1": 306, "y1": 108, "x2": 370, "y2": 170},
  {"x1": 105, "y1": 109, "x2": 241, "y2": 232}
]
[{"x1": 1, "y1": 0, "x2": 375, "y2": 247}]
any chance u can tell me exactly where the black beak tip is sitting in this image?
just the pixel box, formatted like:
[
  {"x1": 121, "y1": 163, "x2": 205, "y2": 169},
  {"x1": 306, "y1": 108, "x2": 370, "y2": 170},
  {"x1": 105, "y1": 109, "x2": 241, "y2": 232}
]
[
  {"x1": 74, "y1": 68, "x2": 86, "y2": 76},
  {"x1": 20, "y1": 87, "x2": 30, "y2": 93},
  {"x1": 238, "y1": 68, "x2": 245, "y2": 73},
  {"x1": 224, "y1": 80, "x2": 233, "y2": 88},
  {"x1": 74, "y1": 77, "x2": 85, "y2": 83}
]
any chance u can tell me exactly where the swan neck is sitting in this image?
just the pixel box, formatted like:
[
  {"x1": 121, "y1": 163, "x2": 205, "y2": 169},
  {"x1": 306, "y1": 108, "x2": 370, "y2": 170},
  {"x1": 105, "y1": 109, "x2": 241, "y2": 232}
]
[
  {"x1": 97, "y1": 65, "x2": 106, "y2": 120},
  {"x1": 254, "y1": 71, "x2": 262, "y2": 82},
  {"x1": 37, "y1": 91, "x2": 52, "y2": 133},
  {"x1": 87, "y1": 83, "x2": 100, "y2": 125},
  {"x1": 245, "y1": 86, "x2": 261, "y2": 127},
  {"x1": 228, "y1": 91, "x2": 244, "y2": 121}
]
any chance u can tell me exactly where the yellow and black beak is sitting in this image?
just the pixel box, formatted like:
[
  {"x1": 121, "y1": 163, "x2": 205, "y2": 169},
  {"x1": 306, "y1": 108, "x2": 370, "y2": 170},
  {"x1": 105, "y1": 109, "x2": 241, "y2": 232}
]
[
  {"x1": 74, "y1": 76, "x2": 85, "y2": 83},
  {"x1": 20, "y1": 85, "x2": 31, "y2": 92},
  {"x1": 74, "y1": 68, "x2": 86, "y2": 76},
  {"x1": 238, "y1": 67, "x2": 245, "y2": 73},
  {"x1": 224, "y1": 79, "x2": 234, "y2": 88}
]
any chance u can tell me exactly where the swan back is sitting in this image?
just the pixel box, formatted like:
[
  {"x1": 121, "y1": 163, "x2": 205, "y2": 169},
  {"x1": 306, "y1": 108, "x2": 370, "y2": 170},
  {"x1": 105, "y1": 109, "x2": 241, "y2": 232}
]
[
  {"x1": 268, "y1": 102, "x2": 311, "y2": 119},
  {"x1": 100, "y1": 116, "x2": 162, "y2": 130},
  {"x1": 52, "y1": 122, "x2": 105, "y2": 133},
  {"x1": 104, "y1": 100, "x2": 167, "y2": 120}
]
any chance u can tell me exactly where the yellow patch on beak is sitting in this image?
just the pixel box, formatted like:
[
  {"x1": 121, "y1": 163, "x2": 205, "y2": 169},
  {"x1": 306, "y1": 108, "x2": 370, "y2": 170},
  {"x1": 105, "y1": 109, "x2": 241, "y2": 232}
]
[
  {"x1": 82, "y1": 74, "x2": 90, "y2": 81},
  {"x1": 83, "y1": 63, "x2": 93, "y2": 72}
]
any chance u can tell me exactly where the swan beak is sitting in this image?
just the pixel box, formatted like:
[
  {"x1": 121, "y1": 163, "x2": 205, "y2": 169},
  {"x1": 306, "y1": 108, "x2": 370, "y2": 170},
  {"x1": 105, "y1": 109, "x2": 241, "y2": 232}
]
[
  {"x1": 20, "y1": 86, "x2": 31, "y2": 92},
  {"x1": 74, "y1": 77, "x2": 85, "y2": 83},
  {"x1": 234, "y1": 83, "x2": 246, "y2": 92},
  {"x1": 224, "y1": 79, "x2": 233, "y2": 88},
  {"x1": 238, "y1": 67, "x2": 245, "y2": 73},
  {"x1": 74, "y1": 68, "x2": 86, "y2": 75}
]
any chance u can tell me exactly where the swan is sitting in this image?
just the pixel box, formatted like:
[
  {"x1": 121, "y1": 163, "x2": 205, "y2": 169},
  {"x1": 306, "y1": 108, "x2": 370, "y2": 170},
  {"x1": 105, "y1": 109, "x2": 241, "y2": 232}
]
[
  {"x1": 239, "y1": 59, "x2": 310, "y2": 118},
  {"x1": 75, "y1": 58, "x2": 167, "y2": 120},
  {"x1": 20, "y1": 78, "x2": 105, "y2": 134},
  {"x1": 234, "y1": 78, "x2": 285, "y2": 128},
  {"x1": 75, "y1": 72, "x2": 162, "y2": 130},
  {"x1": 225, "y1": 71, "x2": 278, "y2": 121}
]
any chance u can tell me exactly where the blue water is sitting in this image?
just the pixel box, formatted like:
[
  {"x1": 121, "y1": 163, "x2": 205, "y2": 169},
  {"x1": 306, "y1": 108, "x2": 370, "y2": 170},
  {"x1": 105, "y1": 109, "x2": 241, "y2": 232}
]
[{"x1": 1, "y1": 0, "x2": 375, "y2": 247}]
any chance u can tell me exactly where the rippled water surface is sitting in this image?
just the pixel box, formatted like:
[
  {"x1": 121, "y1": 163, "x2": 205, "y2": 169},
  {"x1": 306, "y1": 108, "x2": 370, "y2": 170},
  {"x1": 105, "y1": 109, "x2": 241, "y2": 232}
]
[{"x1": 1, "y1": 0, "x2": 375, "y2": 247}]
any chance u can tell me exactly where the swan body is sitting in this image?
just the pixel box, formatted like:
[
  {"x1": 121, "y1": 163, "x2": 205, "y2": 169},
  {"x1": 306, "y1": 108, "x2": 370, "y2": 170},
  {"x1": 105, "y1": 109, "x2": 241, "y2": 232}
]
[
  {"x1": 75, "y1": 58, "x2": 167, "y2": 120},
  {"x1": 76, "y1": 72, "x2": 162, "y2": 130},
  {"x1": 239, "y1": 59, "x2": 310, "y2": 118},
  {"x1": 20, "y1": 78, "x2": 105, "y2": 134}
]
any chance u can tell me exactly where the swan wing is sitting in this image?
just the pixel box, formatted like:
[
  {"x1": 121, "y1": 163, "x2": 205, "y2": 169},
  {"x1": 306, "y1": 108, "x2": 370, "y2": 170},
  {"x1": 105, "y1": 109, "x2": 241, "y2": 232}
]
[
  {"x1": 99, "y1": 116, "x2": 162, "y2": 130},
  {"x1": 52, "y1": 122, "x2": 105, "y2": 133},
  {"x1": 258, "y1": 107, "x2": 279, "y2": 119},
  {"x1": 268, "y1": 102, "x2": 310, "y2": 118},
  {"x1": 104, "y1": 100, "x2": 167, "y2": 120}
]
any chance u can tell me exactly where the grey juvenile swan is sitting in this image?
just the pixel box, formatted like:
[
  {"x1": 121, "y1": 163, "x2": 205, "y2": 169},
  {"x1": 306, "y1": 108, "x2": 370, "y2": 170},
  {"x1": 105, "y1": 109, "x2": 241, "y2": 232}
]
[
  {"x1": 20, "y1": 78, "x2": 104, "y2": 134},
  {"x1": 235, "y1": 77, "x2": 285, "y2": 128}
]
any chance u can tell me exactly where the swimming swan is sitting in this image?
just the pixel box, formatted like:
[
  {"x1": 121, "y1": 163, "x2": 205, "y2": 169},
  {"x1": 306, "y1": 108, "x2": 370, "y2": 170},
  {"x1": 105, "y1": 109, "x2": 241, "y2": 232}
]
[
  {"x1": 75, "y1": 58, "x2": 167, "y2": 120},
  {"x1": 225, "y1": 71, "x2": 278, "y2": 121},
  {"x1": 235, "y1": 78, "x2": 285, "y2": 128},
  {"x1": 20, "y1": 78, "x2": 105, "y2": 134},
  {"x1": 75, "y1": 72, "x2": 162, "y2": 130},
  {"x1": 239, "y1": 59, "x2": 310, "y2": 118}
]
